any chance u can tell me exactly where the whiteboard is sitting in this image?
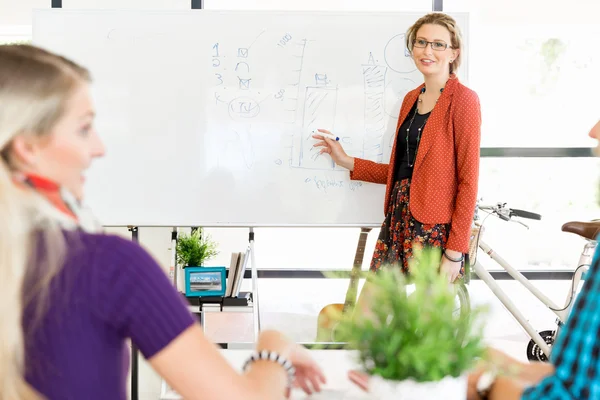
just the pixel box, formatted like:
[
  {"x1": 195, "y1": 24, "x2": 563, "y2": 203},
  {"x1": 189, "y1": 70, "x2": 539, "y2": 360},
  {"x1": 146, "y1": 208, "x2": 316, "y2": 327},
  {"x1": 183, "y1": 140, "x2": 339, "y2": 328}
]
[{"x1": 32, "y1": 9, "x2": 469, "y2": 227}]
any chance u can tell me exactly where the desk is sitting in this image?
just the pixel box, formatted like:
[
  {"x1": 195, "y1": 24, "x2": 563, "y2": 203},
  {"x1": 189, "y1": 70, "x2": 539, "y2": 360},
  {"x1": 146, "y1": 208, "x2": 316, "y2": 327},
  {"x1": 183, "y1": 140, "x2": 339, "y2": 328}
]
[{"x1": 160, "y1": 349, "x2": 371, "y2": 399}]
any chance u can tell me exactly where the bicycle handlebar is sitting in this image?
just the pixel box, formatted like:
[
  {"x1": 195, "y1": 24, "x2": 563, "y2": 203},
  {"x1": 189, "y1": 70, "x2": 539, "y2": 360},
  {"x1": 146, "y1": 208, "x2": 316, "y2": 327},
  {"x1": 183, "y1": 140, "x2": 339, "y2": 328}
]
[
  {"x1": 511, "y1": 208, "x2": 542, "y2": 220},
  {"x1": 477, "y1": 202, "x2": 542, "y2": 222}
]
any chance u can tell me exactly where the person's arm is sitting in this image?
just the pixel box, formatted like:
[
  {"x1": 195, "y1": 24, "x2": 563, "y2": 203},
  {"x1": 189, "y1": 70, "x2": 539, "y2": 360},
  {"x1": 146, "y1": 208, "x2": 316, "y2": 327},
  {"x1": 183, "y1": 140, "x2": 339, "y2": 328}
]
[
  {"x1": 484, "y1": 366, "x2": 554, "y2": 400},
  {"x1": 349, "y1": 158, "x2": 389, "y2": 184},
  {"x1": 484, "y1": 348, "x2": 554, "y2": 384},
  {"x1": 311, "y1": 130, "x2": 389, "y2": 182},
  {"x1": 89, "y1": 235, "x2": 322, "y2": 400},
  {"x1": 477, "y1": 259, "x2": 600, "y2": 400},
  {"x1": 150, "y1": 326, "x2": 293, "y2": 400},
  {"x1": 468, "y1": 347, "x2": 554, "y2": 400},
  {"x1": 488, "y1": 376, "x2": 528, "y2": 400},
  {"x1": 445, "y1": 89, "x2": 481, "y2": 253},
  {"x1": 468, "y1": 346, "x2": 555, "y2": 400}
]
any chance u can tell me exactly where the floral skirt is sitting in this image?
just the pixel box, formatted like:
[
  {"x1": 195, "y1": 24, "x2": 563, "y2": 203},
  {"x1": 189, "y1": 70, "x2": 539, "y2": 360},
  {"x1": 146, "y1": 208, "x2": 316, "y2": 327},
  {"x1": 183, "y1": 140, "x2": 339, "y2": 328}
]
[{"x1": 370, "y1": 179, "x2": 466, "y2": 280}]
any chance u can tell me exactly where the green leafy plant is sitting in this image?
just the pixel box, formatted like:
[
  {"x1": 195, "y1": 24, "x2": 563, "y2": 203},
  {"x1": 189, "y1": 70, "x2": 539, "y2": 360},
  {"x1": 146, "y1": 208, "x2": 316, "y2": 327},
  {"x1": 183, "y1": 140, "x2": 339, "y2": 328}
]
[
  {"x1": 176, "y1": 228, "x2": 219, "y2": 267},
  {"x1": 332, "y1": 247, "x2": 488, "y2": 383}
]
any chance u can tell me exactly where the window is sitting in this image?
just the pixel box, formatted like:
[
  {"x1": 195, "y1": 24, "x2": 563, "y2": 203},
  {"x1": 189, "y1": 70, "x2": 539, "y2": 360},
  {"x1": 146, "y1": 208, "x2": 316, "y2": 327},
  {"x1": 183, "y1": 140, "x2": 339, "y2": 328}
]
[
  {"x1": 473, "y1": 25, "x2": 600, "y2": 148},
  {"x1": 445, "y1": 0, "x2": 600, "y2": 147},
  {"x1": 477, "y1": 158, "x2": 600, "y2": 270},
  {"x1": 0, "y1": 25, "x2": 32, "y2": 45},
  {"x1": 0, "y1": 0, "x2": 47, "y2": 26},
  {"x1": 439, "y1": 0, "x2": 600, "y2": 272}
]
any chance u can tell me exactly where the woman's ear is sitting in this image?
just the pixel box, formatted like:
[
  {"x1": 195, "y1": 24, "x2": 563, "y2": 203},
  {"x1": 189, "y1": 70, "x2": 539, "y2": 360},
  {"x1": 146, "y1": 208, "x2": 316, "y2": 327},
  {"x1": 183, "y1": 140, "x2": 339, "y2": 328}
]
[
  {"x1": 10, "y1": 135, "x2": 40, "y2": 168},
  {"x1": 451, "y1": 48, "x2": 460, "y2": 63}
]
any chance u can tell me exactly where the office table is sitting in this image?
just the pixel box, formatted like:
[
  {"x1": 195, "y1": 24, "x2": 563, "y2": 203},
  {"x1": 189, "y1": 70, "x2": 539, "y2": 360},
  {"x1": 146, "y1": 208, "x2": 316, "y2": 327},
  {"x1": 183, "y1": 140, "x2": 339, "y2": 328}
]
[{"x1": 160, "y1": 349, "x2": 371, "y2": 399}]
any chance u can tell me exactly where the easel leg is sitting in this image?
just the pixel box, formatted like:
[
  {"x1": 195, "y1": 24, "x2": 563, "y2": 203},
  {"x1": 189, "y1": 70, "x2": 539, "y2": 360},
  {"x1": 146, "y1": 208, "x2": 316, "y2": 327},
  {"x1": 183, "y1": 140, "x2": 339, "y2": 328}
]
[
  {"x1": 128, "y1": 226, "x2": 139, "y2": 400},
  {"x1": 171, "y1": 227, "x2": 178, "y2": 289},
  {"x1": 249, "y1": 227, "x2": 260, "y2": 341},
  {"x1": 200, "y1": 308, "x2": 206, "y2": 334}
]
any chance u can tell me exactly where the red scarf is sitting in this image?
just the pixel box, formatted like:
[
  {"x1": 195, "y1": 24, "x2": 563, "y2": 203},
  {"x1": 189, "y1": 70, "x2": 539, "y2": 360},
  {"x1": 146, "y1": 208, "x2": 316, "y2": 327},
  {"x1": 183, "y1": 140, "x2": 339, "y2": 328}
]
[
  {"x1": 19, "y1": 174, "x2": 78, "y2": 221},
  {"x1": 13, "y1": 173, "x2": 101, "y2": 232}
]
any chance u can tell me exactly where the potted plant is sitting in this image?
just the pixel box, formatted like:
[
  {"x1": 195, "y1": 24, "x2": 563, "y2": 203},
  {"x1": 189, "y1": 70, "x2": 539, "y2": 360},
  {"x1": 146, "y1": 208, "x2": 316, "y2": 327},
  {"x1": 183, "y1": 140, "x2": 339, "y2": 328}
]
[
  {"x1": 332, "y1": 247, "x2": 488, "y2": 399},
  {"x1": 176, "y1": 228, "x2": 219, "y2": 267}
]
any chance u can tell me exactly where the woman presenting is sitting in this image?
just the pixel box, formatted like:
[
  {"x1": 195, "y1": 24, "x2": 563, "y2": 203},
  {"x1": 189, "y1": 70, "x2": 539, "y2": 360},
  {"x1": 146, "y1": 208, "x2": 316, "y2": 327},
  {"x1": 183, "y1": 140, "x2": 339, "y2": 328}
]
[{"x1": 314, "y1": 12, "x2": 481, "y2": 283}]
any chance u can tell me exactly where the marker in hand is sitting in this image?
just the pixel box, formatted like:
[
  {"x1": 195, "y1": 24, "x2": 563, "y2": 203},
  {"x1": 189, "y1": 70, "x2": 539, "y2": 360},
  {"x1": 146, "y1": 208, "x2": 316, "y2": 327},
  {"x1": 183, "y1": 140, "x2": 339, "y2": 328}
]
[{"x1": 313, "y1": 130, "x2": 339, "y2": 141}]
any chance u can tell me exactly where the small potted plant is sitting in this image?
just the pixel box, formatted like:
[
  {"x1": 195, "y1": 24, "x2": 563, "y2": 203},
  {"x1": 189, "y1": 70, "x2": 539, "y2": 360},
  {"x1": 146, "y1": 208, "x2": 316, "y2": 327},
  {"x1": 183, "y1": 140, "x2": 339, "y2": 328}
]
[
  {"x1": 332, "y1": 247, "x2": 488, "y2": 399},
  {"x1": 176, "y1": 228, "x2": 219, "y2": 267}
]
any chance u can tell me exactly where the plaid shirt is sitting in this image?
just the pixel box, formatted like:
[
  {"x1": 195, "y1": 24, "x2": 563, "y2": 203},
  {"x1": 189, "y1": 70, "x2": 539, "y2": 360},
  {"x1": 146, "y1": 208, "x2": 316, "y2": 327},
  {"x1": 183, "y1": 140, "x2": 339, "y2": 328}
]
[{"x1": 521, "y1": 245, "x2": 600, "y2": 399}]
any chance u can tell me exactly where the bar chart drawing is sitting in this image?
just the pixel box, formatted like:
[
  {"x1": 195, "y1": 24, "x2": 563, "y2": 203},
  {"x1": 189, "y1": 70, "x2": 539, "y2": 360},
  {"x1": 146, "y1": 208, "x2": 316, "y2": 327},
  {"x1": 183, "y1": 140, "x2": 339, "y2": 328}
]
[
  {"x1": 362, "y1": 63, "x2": 387, "y2": 163},
  {"x1": 293, "y1": 86, "x2": 339, "y2": 170},
  {"x1": 204, "y1": 32, "x2": 427, "y2": 173}
]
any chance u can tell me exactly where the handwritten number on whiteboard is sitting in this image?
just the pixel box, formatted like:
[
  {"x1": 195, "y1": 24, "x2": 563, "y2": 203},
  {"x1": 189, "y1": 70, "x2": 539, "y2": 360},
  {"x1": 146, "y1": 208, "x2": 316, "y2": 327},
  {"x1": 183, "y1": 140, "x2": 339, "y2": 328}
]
[
  {"x1": 212, "y1": 58, "x2": 221, "y2": 67},
  {"x1": 213, "y1": 43, "x2": 220, "y2": 57},
  {"x1": 276, "y1": 33, "x2": 292, "y2": 48},
  {"x1": 274, "y1": 89, "x2": 285, "y2": 100},
  {"x1": 215, "y1": 73, "x2": 224, "y2": 85}
]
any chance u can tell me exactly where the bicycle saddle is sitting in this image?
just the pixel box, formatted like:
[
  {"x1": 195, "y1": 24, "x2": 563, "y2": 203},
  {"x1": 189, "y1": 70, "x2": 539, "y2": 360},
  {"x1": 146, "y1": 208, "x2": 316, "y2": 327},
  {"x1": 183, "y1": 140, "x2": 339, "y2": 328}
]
[{"x1": 561, "y1": 221, "x2": 600, "y2": 241}]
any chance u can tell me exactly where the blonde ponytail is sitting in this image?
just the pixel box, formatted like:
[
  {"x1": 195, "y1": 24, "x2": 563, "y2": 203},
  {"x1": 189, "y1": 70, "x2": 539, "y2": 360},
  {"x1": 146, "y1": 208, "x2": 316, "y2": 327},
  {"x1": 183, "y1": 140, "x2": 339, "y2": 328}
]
[
  {"x1": 0, "y1": 160, "x2": 41, "y2": 400},
  {"x1": 0, "y1": 44, "x2": 91, "y2": 400}
]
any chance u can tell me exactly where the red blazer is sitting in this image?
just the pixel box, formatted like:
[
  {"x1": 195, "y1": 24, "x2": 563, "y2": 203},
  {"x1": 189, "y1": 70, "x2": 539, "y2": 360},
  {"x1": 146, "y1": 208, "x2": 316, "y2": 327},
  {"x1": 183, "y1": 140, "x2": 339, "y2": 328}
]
[{"x1": 350, "y1": 75, "x2": 481, "y2": 253}]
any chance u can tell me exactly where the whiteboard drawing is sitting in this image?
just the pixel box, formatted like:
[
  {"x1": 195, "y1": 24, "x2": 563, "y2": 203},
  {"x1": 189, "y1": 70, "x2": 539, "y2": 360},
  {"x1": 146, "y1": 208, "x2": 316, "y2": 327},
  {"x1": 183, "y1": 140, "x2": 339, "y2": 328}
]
[
  {"x1": 362, "y1": 62, "x2": 387, "y2": 163},
  {"x1": 216, "y1": 124, "x2": 255, "y2": 170},
  {"x1": 283, "y1": 39, "x2": 308, "y2": 167},
  {"x1": 295, "y1": 86, "x2": 338, "y2": 169},
  {"x1": 203, "y1": 29, "x2": 428, "y2": 175},
  {"x1": 228, "y1": 97, "x2": 261, "y2": 119},
  {"x1": 384, "y1": 33, "x2": 417, "y2": 74},
  {"x1": 209, "y1": 31, "x2": 423, "y2": 173}
]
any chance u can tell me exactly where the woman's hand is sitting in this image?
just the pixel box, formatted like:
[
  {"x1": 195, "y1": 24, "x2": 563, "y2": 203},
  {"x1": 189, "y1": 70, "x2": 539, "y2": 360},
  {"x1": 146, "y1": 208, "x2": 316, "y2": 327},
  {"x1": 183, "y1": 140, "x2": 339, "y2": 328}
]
[
  {"x1": 287, "y1": 344, "x2": 327, "y2": 397},
  {"x1": 440, "y1": 249, "x2": 463, "y2": 283},
  {"x1": 311, "y1": 129, "x2": 354, "y2": 171},
  {"x1": 467, "y1": 370, "x2": 485, "y2": 400},
  {"x1": 348, "y1": 369, "x2": 370, "y2": 392}
]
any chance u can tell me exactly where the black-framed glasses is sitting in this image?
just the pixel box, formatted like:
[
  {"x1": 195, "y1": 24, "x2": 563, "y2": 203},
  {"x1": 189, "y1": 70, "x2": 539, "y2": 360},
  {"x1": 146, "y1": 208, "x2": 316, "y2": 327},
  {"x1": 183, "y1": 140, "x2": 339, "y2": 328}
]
[{"x1": 412, "y1": 39, "x2": 452, "y2": 51}]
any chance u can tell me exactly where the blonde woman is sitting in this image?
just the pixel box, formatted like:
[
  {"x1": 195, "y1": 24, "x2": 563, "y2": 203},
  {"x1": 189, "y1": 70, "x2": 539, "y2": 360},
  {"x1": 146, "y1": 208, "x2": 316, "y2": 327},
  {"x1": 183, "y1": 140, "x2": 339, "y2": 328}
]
[
  {"x1": 314, "y1": 12, "x2": 481, "y2": 282},
  {"x1": 0, "y1": 44, "x2": 325, "y2": 400}
]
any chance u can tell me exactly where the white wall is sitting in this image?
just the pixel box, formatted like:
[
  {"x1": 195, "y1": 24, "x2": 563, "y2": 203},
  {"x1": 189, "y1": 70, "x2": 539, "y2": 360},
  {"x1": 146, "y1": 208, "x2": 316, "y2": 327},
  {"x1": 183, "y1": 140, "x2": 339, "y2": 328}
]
[
  {"x1": 446, "y1": 0, "x2": 600, "y2": 24},
  {"x1": 0, "y1": 0, "x2": 46, "y2": 25}
]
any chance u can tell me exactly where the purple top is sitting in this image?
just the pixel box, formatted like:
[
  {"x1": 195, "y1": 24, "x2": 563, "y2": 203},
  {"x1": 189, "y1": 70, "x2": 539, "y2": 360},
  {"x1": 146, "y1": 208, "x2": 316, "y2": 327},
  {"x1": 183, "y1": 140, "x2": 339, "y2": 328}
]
[{"x1": 23, "y1": 230, "x2": 196, "y2": 399}]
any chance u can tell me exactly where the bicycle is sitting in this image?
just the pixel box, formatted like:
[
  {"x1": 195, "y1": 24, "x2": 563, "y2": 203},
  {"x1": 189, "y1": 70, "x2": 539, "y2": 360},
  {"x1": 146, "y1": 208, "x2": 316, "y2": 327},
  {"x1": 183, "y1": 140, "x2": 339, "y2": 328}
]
[{"x1": 464, "y1": 202, "x2": 598, "y2": 361}]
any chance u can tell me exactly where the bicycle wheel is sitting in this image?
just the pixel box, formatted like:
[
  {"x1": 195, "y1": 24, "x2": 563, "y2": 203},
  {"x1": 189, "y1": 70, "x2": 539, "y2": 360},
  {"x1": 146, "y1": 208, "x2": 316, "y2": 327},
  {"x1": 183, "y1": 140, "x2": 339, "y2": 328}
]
[
  {"x1": 526, "y1": 330, "x2": 555, "y2": 362},
  {"x1": 453, "y1": 281, "x2": 471, "y2": 319}
]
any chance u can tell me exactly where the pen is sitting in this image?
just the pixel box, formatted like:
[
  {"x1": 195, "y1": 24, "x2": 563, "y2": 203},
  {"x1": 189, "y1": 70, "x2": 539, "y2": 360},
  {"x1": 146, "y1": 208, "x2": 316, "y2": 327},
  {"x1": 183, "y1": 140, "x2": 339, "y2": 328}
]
[{"x1": 313, "y1": 130, "x2": 340, "y2": 141}]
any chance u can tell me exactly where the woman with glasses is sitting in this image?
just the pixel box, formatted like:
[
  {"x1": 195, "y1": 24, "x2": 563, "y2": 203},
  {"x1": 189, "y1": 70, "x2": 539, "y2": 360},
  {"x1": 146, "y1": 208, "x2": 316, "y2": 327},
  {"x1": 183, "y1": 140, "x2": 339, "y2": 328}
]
[{"x1": 313, "y1": 12, "x2": 481, "y2": 284}]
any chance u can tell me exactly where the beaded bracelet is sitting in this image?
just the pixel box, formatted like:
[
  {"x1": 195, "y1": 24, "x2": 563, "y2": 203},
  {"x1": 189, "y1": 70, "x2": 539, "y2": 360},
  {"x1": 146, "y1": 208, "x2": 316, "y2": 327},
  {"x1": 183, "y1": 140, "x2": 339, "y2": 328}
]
[
  {"x1": 443, "y1": 250, "x2": 464, "y2": 263},
  {"x1": 242, "y1": 350, "x2": 296, "y2": 387}
]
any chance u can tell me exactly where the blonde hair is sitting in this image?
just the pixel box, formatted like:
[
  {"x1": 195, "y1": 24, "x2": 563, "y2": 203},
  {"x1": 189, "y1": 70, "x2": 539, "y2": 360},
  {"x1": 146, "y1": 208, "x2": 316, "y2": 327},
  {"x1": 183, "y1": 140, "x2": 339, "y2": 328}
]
[
  {"x1": 405, "y1": 12, "x2": 463, "y2": 75},
  {"x1": 0, "y1": 44, "x2": 90, "y2": 399}
]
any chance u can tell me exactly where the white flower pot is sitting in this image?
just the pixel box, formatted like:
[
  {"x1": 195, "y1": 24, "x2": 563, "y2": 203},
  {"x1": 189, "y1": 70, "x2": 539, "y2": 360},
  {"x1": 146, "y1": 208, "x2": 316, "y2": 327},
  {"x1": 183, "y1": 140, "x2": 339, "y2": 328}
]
[{"x1": 369, "y1": 374, "x2": 467, "y2": 400}]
